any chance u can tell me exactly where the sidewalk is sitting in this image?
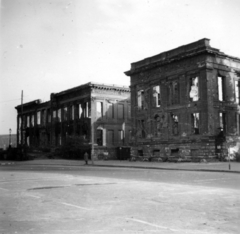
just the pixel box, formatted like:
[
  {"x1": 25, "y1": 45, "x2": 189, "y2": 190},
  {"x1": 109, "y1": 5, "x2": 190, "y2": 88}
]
[{"x1": 2, "y1": 159, "x2": 240, "y2": 174}]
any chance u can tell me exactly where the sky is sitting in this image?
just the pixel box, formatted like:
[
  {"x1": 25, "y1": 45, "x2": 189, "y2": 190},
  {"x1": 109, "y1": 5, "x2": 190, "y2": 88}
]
[{"x1": 1, "y1": 0, "x2": 240, "y2": 135}]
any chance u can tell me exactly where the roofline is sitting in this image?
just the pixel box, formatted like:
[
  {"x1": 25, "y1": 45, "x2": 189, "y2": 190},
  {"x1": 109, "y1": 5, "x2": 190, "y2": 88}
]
[
  {"x1": 52, "y1": 82, "x2": 130, "y2": 97},
  {"x1": 124, "y1": 38, "x2": 240, "y2": 76}
]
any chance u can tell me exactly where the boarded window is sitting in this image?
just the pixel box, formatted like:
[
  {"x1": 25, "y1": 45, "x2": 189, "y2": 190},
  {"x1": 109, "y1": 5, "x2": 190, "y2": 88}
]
[
  {"x1": 19, "y1": 116, "x2": 22, "y2": 129},
  {"x1": 189, "y1": 77, "x2": 199, "y2": 101},
  {"x1": 97, "y1": 102, "x2": 103, "y2": 118},
  {"x1": 153, "y1": 85, "x2": 161, "y2": 107},
  {"x1": 191, "y1": 113, "x2": 199, "y2": 134},
  {"x1": 97, "y1": 129, "x2": 103, "y2": 146},
  {"x1": 107, "y1": 130, "x2": 114, "y2": 145},
  {"x1": 117, "y1": 104, "x2": 124, "y2": 119}
]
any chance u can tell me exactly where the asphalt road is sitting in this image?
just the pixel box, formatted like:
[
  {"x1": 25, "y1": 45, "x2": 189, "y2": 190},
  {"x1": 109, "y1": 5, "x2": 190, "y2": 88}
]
[{"x1": 0, "y1": 164, "x2": 240, "y2": 234}]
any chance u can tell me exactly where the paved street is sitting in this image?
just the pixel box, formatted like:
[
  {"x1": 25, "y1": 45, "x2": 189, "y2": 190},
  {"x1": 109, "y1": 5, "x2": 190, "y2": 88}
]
[{"x1": 0, "y1": 162, "x2": 240, "y2": 234}]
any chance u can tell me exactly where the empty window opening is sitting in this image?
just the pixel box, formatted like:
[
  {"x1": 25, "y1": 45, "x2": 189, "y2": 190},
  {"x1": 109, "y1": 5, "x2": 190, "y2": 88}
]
[
  {"x1": 235, "y1": 80, "x2": 240, "y2": 104},
  {"x1": 97, "y1": 102, "x2": 103, "y2": 118},
  {"x1": 63, "y1": 107, "x2": 68, "y2": 121},
  {"x1": 27, "y1": 116, "x2": 30, "y2": 127},
  {"x1": 37, "y1": 111, "x2": 41, "y2": 125},
  {"x1": 153, "y1": 85, "x2": 161, "y2": 107},
  {"x1": 191, "y1": 113, "x2": 199, "y2": 134},
  {"x1": 172, "y1": 81, "x2": 180, "y2": 104},
  {"x1": 97, "y1": 129, "x2": 103, "y2": 146},
  {"x1": 171, "y1": 148, "x2": 179, "y2": 156},
  {"x1": 218, "y1": 76, "x2": 225, "y2": 101},
  {"x1": 171, "y1": 114, "x2": 179, "y2": 135},
  {"x1": 118, "y1": 130, "x2": 124, "y2": 145},
  {"x1": 138, "y1": 150, "x2": 143, "y2": 156},
  {"x1": 153, "y1": 149, "x2": 160, "y2": 157},
  {"x1": 57, "y1": 109, "x2": 62, "y2": 122},
  {"x1": 107, "y1": 103, "x2": 114, "y2": 119},
  {"x1": 117, "y1": 104, "x2": 124, "y2": 119},
  {"x1": 189, "y1": 77, "x2": 199, "y2": 101},
  {"x1": 71, "y1": 106, "x2": 74, "y2": 120},
  {"x1": 219, "y1": 112, "x2": 226, "y2": 133},
  {"x1": 137, "y1": 90, "x2": 144, "y2": 110}
]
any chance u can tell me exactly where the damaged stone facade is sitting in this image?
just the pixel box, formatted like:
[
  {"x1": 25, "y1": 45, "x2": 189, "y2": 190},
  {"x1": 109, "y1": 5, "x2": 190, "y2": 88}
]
[
  {"x1": 125, "y1": 38, "x2": 240, "y2": 162},
  {"x1": 15, "y1": 83, "x2": 131, "y2": 160}
]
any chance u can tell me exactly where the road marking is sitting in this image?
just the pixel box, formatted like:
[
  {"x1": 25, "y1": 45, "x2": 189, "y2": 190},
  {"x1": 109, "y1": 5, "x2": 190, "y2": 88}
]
[
  {"x1": 25, "y1": 194, "x2": 41, "y2": 199},
  {"x1": 60, "y1": 202, "x2": 92, "y2": 211},
  {"x1": 0, "y1": 187, "x2": 8, "y2": 191},
  {"x1": 127, "y1": 218, "x2": 179, "y2": 232}
]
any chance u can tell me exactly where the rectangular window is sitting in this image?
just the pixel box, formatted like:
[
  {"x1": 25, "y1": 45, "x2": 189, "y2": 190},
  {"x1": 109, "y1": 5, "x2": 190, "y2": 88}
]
[
  {"x1": 97, "y1": 129, "x2": 103, "y2": 146},
  {"x1": 189, "y1": 77, "x2": 199, "y2": 101},
  {"x1": 218, "y1": 76, "x2": 225, "y2": 101},
  {"x1": 79, "y1": 104, "x2": 82, "y2": 118},
  {"x1": 27, "y1": 116, "x2": 30, "y2": 127},
  {"x1": 53, "y1": 110, "x2": 56, "y2": 121},
  {"x1": 137, "y1": 90, "x2": 144, "y2": 110},
  {"x1": 47, "y1": 109, "x2": 51, "y2": 123},
  {"x1": 237, "y1": 114, "x2": 240, "y2": 135},
  {"x1": 42, "y1": 110, "x2": 46, "y2": 125},
  {"x1": 37, "y1": 111, "x2": 41, "y2": 125},
  {"x1": 235, "y1": 80, "x2": 240, "y2": 104},
  {"x1": 153, "y1": 85, "x2": 161, "y2": 107},
  {"x1": 172, "y1": 81, "x2": 180, "y2": 105},
  {"x1": 191, "y1": 113, "x2": 199, "y2": 134},
  {"x1": 63, "y1": 107, "x2": 68, "y2": 121},
  {"x1": 107, "y1": 103, "x2": 114, "y2": 119},
  {"x1": 118, "y1": 130, "x2": 124, "y2": 144},
  {"x1": 107, "y1": 130, "x2": 114, "y2": 145},
  {"x1": 127, "y1": 104, "x2": 131, "y2": 119},
  {"x1": 219, "y1": 112, "x2": 226, "y2": 133},
  {"x1": 141, "y1": 120, "x2": 145, "y2": 138},
  {"x1": 58, "y1": 109, "x2": 61, "y2": 122},
  {"x1": 19, "y1": 116, "x2": 22, "y2": 129},
  {"x1": 117, "y1": 104, "x2": 124, "y2": 119},
  {"x1": 97, "y1": 102, "x2": 103, "y2": 118},
  {"x1": 31, "y1": 114, "x2": 35, "y2": 126},
  {"x1": 71, "y1": 106, "x2": 74, "y2": 120},
  {"x1": 171, "y1": 114, "x2": 179, "y2": 135}
]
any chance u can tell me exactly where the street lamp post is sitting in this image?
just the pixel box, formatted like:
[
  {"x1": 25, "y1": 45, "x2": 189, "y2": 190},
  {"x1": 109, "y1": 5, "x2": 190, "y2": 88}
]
[{"x1": 9, "y1": 128, "x2": 12, "y2": 148}]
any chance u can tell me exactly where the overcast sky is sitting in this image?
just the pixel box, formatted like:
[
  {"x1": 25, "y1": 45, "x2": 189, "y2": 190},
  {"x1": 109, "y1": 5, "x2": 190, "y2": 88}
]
[{"x1": 1, "y1": 0, "x2": 240, "y2": 134}]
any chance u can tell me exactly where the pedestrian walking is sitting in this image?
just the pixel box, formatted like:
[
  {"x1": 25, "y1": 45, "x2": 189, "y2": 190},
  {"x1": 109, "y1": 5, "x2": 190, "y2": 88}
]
[{"x1": 84, "y1": 152, "x2": 89, "y2": 165}]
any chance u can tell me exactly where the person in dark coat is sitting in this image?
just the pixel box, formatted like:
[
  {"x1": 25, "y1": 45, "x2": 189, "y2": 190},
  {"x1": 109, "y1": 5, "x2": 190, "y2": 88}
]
[{"x1": 84, "y1": 152, "x2": 89, "y2": 165}]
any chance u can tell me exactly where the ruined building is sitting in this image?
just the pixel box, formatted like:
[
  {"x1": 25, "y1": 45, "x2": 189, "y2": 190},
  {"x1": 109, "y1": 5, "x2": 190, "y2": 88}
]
[
  {"x1": 125, "y1": 39, "x2": 240, "y2": 161},
  {"x1": 15, "y1": 83, "x2": 131, "y2": 159}
]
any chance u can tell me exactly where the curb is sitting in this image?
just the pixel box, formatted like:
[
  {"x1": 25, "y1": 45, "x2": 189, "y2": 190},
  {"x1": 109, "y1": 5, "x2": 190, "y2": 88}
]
[
  {"x1": 0, "y1": 162, "x2": 15, "y2": 166},
  {"x1": 8, "y1": 162, "x2": 240, "y2": 174}
]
